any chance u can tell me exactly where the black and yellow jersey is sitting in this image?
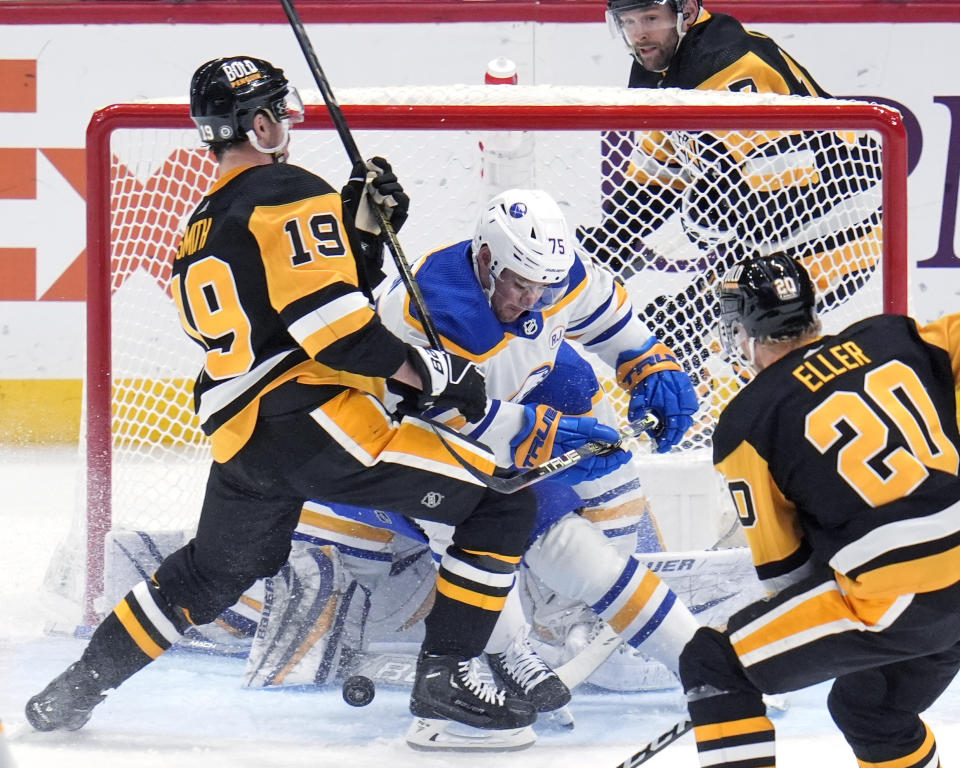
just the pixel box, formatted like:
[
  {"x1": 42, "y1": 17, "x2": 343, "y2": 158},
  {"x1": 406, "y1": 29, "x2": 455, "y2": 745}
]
[
  {"x1": 171, "y1": 163, "x2": 409, "y2": 462},
  {"x1": 595, "y1": 10, "x2": 881, "y2": 308},
  {"x1": 713, "y1": 313, "x2": 960, "y2": 601},
  {"x1": 628, "y1": 10, "x2": 827, "y2": 95}
]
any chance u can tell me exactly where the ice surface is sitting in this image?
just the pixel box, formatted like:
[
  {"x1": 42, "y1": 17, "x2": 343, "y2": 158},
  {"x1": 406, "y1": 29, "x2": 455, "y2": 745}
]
[{"x1": 2, "y1": 446, "x2": 960, "y2": 767}]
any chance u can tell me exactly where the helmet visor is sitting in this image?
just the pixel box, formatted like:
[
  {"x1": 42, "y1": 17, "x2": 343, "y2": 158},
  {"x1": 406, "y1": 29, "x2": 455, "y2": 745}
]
[
  {"x1": 715, "y1": 282, "x2": 737, "y2": 351},
  {"x1": 607, "y1": 3, "x2": 679, "y2": 44},
  {"x1": 271, "y1": 86, "x2": 305, "y2": 125},
  {"x1": 493, "y1": 267, "x2": 569, "y2": 312}
]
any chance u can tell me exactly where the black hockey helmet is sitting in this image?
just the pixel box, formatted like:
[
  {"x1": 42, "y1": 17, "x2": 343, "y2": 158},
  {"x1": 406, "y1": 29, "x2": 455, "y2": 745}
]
[
  {"x1": 607, "y1": 0, "x2": 697, "y2": 15},
  {"x1": 716, "y1": 253, "x2": 818, "y2": 358},
  {"x1": 189, "y1": 56, "x2": 303, "y2": 146}
]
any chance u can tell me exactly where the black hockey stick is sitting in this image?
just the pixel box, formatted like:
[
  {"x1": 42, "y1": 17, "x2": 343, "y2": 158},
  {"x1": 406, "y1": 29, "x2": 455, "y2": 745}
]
[
  {"x1": 614, "y1": 719, "x2": 693, "y2": 768},
  {"x1": 279, "y1": 0, "x2": 444, "y2": 351},
  {"x1": 431, "y1": 412, "x2": 659, "y2": 494}
]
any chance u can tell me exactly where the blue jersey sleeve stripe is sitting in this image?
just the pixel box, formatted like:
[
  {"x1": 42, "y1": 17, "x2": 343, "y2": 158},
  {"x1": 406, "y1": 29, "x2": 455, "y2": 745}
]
[
  {"x1": 465, "y1": 399, "x2": 500, "y2": 439},
  {"x1": 568, "y1": 295, "x2": 614, "y2": 333},
  {"x1": 583, "y1": 312, "x2": 631, "y2": 347}
]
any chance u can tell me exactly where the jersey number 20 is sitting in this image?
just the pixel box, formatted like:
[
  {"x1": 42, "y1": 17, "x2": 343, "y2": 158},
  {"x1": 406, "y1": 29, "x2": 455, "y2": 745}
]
[{"x1": 805, "y1": 360, "x2": 959, "y2": 507}]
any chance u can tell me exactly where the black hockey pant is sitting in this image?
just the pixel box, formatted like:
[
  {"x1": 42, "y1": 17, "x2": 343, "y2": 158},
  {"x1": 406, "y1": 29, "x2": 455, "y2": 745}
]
[
  {"x1": 80, "y1": 399, "x2": 536, "y2": 688},
  {"x1": 678, "y1": 573, "x2": 960, "y2": 767}
]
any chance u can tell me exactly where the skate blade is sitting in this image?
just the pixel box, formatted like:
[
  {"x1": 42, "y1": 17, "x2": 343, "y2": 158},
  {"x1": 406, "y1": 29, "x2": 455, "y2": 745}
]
[{"x1": 405, "y1": 718, "x2": 536, "y2": 752}]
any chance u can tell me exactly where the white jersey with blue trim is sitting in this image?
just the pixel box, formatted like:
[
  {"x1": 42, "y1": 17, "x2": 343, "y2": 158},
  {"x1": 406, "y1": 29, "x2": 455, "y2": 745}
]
[{"x1": 377, "y1": 240, "x2": 654, "y2": 466}]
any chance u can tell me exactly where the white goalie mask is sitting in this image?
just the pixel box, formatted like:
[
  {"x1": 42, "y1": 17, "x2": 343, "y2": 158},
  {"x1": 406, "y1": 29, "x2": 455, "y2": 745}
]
[{"x1": 472, "y1": 189, "x2": 576, "y2": 311}]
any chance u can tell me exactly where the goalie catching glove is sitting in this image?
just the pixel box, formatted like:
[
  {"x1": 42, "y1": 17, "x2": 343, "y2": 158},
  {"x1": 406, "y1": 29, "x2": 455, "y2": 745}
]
[
  {"x1": 389, "y1": 346, "x2": 487, "y2": 423},
  {"x1": 617, "y1": 339, "x2": 698, "y2": 453},
  {"x1": 510, "y1": 404, "x2": 630, "y2": 485}
]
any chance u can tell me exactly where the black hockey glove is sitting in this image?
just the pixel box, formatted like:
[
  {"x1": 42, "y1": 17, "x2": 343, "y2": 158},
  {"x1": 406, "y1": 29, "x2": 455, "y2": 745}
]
[
  {"x1": 341, "y1": 156, "x2": 410, "y2": 237},
  {"x1": 389, "y1": 346, "x2": 487, "y2": 423}
]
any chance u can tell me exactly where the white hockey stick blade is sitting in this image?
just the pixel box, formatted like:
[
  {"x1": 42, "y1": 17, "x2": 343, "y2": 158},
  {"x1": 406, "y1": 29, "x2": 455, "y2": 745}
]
[
  {"x1": 545, "y1": 705, "x2": 575, "y2": 730},
  {"x1": 763, "y1": 692, "x2": 790, "y2": 712},
  {"x1": 405, "y1": 718, "x2": 536, "y2": 752},
  {"x1": 554, "y1": 620, "x2": 622, "y2": 690},
  {"x1": 615, "y1": 719, "x2": 692, "y2": 768}
]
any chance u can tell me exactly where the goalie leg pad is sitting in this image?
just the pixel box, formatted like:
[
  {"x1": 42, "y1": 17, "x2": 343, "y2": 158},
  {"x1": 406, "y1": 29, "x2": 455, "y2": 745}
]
[{"x1": 244, "y1": 545, "x2": 371, "y2": 688}]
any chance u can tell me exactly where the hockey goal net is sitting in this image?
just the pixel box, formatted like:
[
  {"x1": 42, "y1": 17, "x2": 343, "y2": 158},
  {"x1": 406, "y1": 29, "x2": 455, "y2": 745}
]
[{"x1": 58, "y1": 85, "x2": 907, "y2": 626}]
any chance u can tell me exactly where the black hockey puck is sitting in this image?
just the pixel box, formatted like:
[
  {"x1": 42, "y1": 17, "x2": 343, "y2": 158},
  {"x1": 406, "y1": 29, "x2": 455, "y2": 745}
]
[{"x1": 342, "y1": 675, "x2": 375, "y2": 707}]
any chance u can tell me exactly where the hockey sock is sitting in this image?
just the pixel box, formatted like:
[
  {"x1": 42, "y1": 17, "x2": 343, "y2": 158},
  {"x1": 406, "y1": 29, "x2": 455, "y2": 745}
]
[
  {"x1": 424, "y1": 546, "x2": 519, "y2": 658},
  {"x1": 686, "y1": 690, "x2": 775, "y2": 768},
  {"x1": 591, "y1": 555, "x2": 695, "y2": 656},
  {"x1": 679, "y1": 626, "x2": 774, "y2": 767},
  {"x1": 81, "y1": 579, "x2": 190, "y2": 689}
]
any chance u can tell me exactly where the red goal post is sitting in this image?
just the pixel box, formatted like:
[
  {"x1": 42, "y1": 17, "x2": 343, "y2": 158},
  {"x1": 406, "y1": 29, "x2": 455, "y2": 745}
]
[{"x1": 73, "y1": 85, "x2": 908, "y2": 626}]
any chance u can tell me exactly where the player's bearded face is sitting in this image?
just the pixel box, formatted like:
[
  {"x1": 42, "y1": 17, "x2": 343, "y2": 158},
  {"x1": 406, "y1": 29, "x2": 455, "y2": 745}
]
[
  {"x1": 491, "y1": 269, "x2": 548, "y2": 323},
  {"x1": 619, "y1": 8, "x2": 681, "y2": 72}
]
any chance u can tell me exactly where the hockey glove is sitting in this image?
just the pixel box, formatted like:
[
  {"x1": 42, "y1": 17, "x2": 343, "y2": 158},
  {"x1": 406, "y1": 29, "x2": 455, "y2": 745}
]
[
  {"x1": 389, "y1": 346, "x2": 487, "y2": 423},
  {"x1": 510, "y1": 404, "x2": 631, "y2": 485},
  {"x1": 617, "y1": 339, "x2": 698, "y2": 453},
  {"x1": 340, "y1": 156, "x2": 410, "y2": 236}
]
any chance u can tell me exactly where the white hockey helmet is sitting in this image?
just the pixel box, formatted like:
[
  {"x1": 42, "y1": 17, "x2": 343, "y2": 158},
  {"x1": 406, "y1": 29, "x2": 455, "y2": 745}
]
[{"x1": 472, "y1": 189, "x2": 576, "y2": 310}]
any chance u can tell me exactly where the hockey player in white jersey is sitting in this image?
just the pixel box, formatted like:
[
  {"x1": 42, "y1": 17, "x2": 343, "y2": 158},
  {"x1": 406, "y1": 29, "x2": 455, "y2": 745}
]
[
  {"x1": 241, "y1": 189, "x2": 702, "y2": 749},
  {"x1": 375, "y1": 189, "x2": 702, "y2": 692}
]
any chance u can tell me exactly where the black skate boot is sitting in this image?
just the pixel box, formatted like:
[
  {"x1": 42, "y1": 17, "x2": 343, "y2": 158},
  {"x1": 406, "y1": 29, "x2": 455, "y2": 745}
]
[
  {"x1": 25, "y1": 660, "x2": 107, "y2": 732},
  {"x1": 487, "y1": 631, "x2": 571, "y2": 712},
  {"x1": 409, "y1": 652, "x2": 536, "y2": 730}
]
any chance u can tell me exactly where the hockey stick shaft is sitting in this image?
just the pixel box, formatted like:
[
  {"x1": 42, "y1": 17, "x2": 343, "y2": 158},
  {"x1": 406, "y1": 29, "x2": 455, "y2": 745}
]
[
  {"x1": 431, "y1": 412, "x2": 658, "y2": 494},
  {"x1": 615, "y1": 719, "x2": 692, "y2": 768},
  {"x1": 278, "y1": 0, "x2": 444, "y2": 351}
]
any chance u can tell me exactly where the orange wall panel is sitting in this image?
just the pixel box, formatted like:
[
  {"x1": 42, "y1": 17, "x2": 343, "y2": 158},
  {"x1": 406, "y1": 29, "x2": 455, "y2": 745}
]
[
  {"x1": 0, "y1": 148, "x2": 35, "y2": 199},
  {"x1": 0, "y1": 248, "x2": 36, "y2": 300},
  {"x1": 0, "y1": 59, "x2": 36, "y2": 112}
]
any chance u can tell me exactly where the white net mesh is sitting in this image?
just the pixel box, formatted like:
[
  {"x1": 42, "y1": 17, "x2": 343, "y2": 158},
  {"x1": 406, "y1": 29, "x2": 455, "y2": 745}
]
[{"x1": 72, "y1": 85, "x2": 902, "y2": 620}]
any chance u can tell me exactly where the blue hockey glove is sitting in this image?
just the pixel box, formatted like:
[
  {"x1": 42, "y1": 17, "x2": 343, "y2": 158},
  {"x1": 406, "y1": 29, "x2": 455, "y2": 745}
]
[
  {"x1": 617, "y1": 339, "x2": 698, "y2": 453},
  {"x1": 510, "y1": 404, "x2": 631, "y2": 485}
]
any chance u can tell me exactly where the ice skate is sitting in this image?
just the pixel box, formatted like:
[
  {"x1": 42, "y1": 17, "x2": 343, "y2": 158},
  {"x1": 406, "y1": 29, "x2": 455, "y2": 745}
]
[
  {"x1": 409, "y1": 652, "x2": 536, "y2": 731},
  {"x1": 487, "y1": 628, "x2": 571, "y2": 712},
  {"x1": 25, "y1": 660, "x2": 107, "y2": 732}
]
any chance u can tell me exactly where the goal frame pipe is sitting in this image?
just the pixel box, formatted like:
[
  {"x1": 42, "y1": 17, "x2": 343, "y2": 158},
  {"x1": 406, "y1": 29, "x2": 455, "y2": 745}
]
[{"x1": 85, "y1": 100, "x2": 908, "y2": 625}]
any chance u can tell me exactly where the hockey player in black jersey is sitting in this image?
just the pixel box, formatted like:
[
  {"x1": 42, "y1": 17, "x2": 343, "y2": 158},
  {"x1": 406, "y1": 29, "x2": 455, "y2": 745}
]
[
  {"x1": 676, "y1": 253, "x2": 960, "y2": 767},
  {"x1": 585, "y1": 0, "x2": 881, "y2": 397},
  {"x1": 608, "y1": 0, "x2": 826, "y2": 93},
  {"x1": 25, "y1": 56, "x2": 541, "y2": 741}
]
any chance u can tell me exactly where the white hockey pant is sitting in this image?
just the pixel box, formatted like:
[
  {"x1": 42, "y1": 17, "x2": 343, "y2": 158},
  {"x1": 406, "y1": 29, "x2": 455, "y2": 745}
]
[{"x1": 524, "y1": 513, "x2": 698, "y2": 672}]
